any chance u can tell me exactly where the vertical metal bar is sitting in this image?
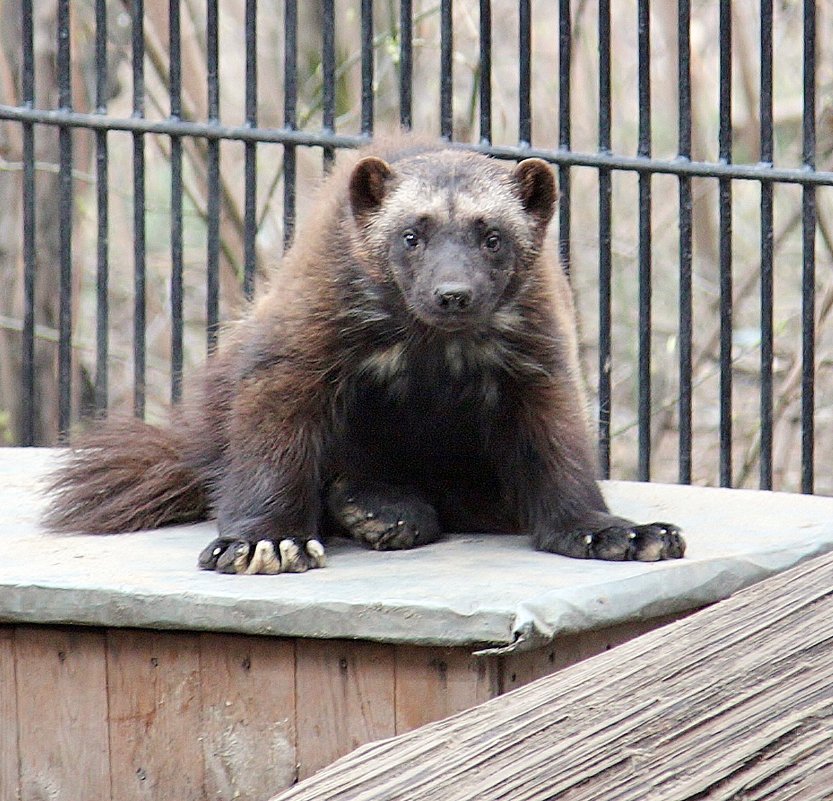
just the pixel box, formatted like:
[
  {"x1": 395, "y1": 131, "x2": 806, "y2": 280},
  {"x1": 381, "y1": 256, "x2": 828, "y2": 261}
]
[
  {"x1": 759, "y1": 0, "x2": 774, "y2": 489},
  {"x1": 170, "y1": 0, "x2": 184, "y2": 403},
  {"x1": 478, "y1": 0, "x2": 491, "y2": 144},
  {"x1": 132, "y1": 0, "x2": 146, "y2": 418},
  {"x1": 244, "y1": 0, "x2": 258, "y2": 298},
  {"x1": 558, "y1": 0, "x2": 571, "y2": 273},
  {"x1": 361, "y1": 0, "x2": 374, "y2": 135},
  {"x1": 597, "y1": 0, "x2": 612, "y2": 478},
  {"x1": 518, "y1": 0, "x2": 531, "y2": 146},
  {"x1": 283, "y1": 0, "x2": 297, "y2": 250},
  {"x1": 440, "y1": 0, "x2": 453, "y2": 140},
  {"x1": 94, "y1": 0, "x2": 109, "y2": 416},
  {"x1": 718, "y1": 0, "x2": 732, "y2": 487},
  {"x1": 21, "y1": 0, "x2": 36, "y2": 444},
  {"x1": 206, "y1": 0, "x2": 220, "y2": 354},
  {"x1": 637, "y1": 0, "x2": 651, "y2": 481},
  {"x1": 57, "y1": 0, "x2": 73, "y2": 437},
  {"x1": 399, "y1": 0, "x2": 413, "y2": 130},
  {"x1": 678, "y1": 0, "x2": 693, "y2": 484},
  {"x1": 801, "y1": 0, "x2": 816, "y2": 494},
  {"x1": 322, "y1": 0, "x2": 336, "y2": 168}
]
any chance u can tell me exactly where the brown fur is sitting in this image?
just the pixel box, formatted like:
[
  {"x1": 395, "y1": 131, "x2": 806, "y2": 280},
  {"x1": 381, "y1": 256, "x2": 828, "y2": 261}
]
[
  {"x1": 44, "y1": 136, "x2": 684, "y2": 569},
  {"x1": 43, "y1": 416, "x2": 209, "y2": 533}
]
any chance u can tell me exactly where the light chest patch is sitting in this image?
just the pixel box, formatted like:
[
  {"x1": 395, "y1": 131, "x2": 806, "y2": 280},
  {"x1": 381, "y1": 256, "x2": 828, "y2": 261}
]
[
  {"x1": 358, "y1": 342, "x2": 407, "y2": 381},
  {"x1": 445, "y1": 337, "x2": 509, "y2": 375},
  {"x1": 357, "y1": 337, "x2": 506, "y2": 413}
]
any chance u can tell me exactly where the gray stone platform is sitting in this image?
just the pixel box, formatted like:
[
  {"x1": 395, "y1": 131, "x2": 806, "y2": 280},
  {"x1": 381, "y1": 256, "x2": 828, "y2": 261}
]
[{"x1": 2, "y1": 447, "x2": 832, "y2": 650}]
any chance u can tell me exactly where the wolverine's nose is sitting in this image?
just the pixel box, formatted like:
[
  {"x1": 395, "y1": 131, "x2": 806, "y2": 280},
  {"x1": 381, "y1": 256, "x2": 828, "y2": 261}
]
[{"x1": 434, "y1": 282, "x2": 473, "y2": 311}]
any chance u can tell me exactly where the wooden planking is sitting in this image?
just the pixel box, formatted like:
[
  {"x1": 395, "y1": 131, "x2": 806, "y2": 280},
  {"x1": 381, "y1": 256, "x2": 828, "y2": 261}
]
[
  {"x1": 270, "y1": 551, "x2": 833, "y2": 801},
  {"x1": 15, "y1": 627, "x2": 110, "y2": 801},
  {"x1": 295, "y1": 639, "x2": 396, "y2": 779},
  {"x1": 199, "y1": 634, "x2": 297, "y2": 800},
  {"x1": 501, "y1": 612, "x2": 691, "y2": 692},
  {"x1": 394, "y1": 646, "x2": 499, "y2": 733},
  {"x1": 107, "y1": 630, "x2": 204, "y2": 801},
  {"x1": 2, "y1": 615, "x2": 701, "y2": 801},
  {"x1": 0, "y1": 628, "x2": 19, "y2": 801}
]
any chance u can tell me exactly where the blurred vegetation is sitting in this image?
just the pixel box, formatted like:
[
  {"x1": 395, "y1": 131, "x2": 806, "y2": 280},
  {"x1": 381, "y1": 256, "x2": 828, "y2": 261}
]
[{"x1": 0, "y1": 0, "x2": 831, "y2": 494}]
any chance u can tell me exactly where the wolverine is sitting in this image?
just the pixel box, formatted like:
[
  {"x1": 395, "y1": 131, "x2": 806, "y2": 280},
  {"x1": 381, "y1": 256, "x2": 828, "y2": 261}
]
[{"x1": 44, "y1": 137, "x2": 685, "y2": 574}]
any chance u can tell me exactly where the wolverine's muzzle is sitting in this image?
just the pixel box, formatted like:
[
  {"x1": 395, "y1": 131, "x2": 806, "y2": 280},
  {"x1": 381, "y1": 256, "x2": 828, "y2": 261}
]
[{"x1": 434, "y1": 282, "x2": 473, "y2": 311}]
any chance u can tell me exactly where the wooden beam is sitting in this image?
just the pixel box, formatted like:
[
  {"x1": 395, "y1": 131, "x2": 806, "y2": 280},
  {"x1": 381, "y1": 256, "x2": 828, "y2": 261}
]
[
  {"x1": 271, "y1": 550, "x2": 833, "y2": 801},
  {"x1": 107, "y1": 630, "x2": 205, "y2": 800},
  {"x1": 0, "y1": 629, "x2": 20, "y2": 801},
  {"x1": 394, "y1": 645, "x2": 499, "y2": 732},
  {"x1": 15, "y1": 628, "x2": 110, "y2": 800},
  {"x1": 295, "y1": 639, "x2": 396, "y2": 779},
  {"x1": 199, "y1": 634, "x2": 297, "y2": 797}
]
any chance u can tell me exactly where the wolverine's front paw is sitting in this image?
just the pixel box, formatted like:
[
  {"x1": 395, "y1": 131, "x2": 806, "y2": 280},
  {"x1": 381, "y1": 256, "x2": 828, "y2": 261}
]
[
  {"x1": 198, "y1": 536, "x2": 327, "y2": 574},
  {"x1": 582, "y1": 522, "x2": 685, "y2": 561},
  {"x1": 538, "y1": 518, "x2": 685, "y2": 561}
]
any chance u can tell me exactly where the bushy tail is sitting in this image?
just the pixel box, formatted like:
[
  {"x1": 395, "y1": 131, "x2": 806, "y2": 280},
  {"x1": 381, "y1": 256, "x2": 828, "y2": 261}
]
[{"x1": 42, "y1": 417, "x2": 210, "y2": 534}]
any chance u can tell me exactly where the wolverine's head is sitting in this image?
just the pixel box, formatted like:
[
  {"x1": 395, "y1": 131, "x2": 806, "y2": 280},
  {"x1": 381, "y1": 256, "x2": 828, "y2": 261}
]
[{"x1": 347, "y1": 148, "x2": 557, "y2": 332}]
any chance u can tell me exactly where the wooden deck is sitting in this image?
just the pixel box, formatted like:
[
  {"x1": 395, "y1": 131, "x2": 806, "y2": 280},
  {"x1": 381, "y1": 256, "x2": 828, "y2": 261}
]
[{"x1": 270, "y1": 549, "x2": 833, "y2": 801}]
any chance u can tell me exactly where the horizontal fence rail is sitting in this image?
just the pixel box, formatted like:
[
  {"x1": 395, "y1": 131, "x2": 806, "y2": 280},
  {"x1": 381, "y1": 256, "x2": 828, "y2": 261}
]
[{"x1": 0, "y1": 0, "x2": 830, "y2": 495}]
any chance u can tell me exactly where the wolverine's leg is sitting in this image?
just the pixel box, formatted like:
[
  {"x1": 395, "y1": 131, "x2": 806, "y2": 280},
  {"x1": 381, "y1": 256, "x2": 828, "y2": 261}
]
[
  {"x1": 198, "y1": 365, "x2": 330, "y2": 575},
  {"x1": 501, "y1": 397, "x2": 686, "y2": 562}
]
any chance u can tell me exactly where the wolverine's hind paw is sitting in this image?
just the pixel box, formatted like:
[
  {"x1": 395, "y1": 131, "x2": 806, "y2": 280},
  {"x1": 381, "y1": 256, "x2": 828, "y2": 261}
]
[
  {"x1": 198, "y1": 536, "x2": 326, "y2": 575},
  {"x1": 327, "y1": 479, "x2": 442, "y2": 551}
]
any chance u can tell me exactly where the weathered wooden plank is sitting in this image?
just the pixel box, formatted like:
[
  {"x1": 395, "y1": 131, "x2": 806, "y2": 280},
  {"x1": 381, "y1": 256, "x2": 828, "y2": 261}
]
[
  {"x1": 15, "y1": 627, "x2": 110, "y2": 801},
  {"x1": 295, "y1": 640, "x2": 396, "y2": 779},
  {"x1": 0, "y1": 628, "x2": 19, "y2": 801},
  {"x1": 271, "y1": 551, "x2": 833, "y2": 801},
  {"x1": 107, "y1": 630, "x2": 204, "y2": 801},
  {"x1": 395, "y1": 646, "x2": 499, "y2": 732},
  {"x1": 199, "y1": 634, "x2": 297, "y2": 799}
]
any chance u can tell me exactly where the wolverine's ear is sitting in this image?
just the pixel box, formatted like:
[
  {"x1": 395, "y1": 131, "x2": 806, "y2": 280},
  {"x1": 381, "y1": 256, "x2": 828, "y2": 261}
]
[
  {"x1": 349, "y1": 156, "x2": 393, "y2": 222},
  {"x1": 512, "y1": 158, "x2": 558, "y2": 227}
]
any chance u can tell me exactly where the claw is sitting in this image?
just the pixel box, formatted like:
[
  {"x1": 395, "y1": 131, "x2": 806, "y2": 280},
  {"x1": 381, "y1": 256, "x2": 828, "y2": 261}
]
[
  {"x1": 278, "y1": 538, "x2": 307, "y2": 573},
  {"x1": 198, "y1": 535, "x2": 328, "y2": 575},
  {"x1": 306, "y1": 539, "x2": 327, "y2": 568},
  {"x1": 245, "y1": 540, "x2": 281, "y2": 575},
  {"x1": 216, "y1": 541, "x2": 252, "y2": 574}
]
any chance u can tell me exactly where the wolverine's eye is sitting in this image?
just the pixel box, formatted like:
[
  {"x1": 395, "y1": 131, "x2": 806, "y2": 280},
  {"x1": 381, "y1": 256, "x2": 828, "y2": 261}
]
[
  {"x1": 402, "y1": 229, "x2": 420, "y2": 249},
  {"x1": 484, "y1": 231, "x2": 502, "y2": 252}
]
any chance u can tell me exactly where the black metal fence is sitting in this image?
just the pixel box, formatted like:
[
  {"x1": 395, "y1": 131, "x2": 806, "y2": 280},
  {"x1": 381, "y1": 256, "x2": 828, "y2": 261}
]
[{"x1": 0, "y1": 1, "x2": 830, "y2": 494}]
